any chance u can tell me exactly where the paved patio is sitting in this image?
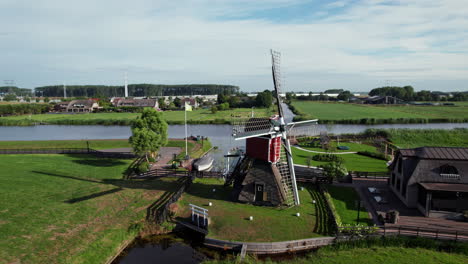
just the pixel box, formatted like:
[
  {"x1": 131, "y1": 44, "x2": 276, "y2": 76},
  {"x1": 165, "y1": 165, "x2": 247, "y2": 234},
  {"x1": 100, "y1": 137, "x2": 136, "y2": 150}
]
[{"x1": 350, "y1": 177, "x2": 468, "y2": 231}]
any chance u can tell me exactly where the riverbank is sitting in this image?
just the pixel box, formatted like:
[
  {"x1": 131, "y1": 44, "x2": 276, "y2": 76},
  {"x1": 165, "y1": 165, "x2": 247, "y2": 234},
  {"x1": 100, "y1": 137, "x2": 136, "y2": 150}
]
[
  {"x1": 288, "y1": 101, "x2": 468, "y2": 124},
  {"x1": 0, "y1": 107, "x2": 272, "y2": 126}
]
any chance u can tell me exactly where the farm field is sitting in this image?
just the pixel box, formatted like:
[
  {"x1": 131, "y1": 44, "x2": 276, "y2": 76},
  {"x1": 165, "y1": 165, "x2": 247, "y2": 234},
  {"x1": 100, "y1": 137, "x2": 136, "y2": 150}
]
[
  {"x1": 290, "y1": 101, "x2": 468, "y2": 123},
  {"x1": 292, "y1": 147, "x2": 388, "y2": 172},
  {"x1": 0, "y1": 107, "x2": 272, "y2": 126},
  {"x1": 325, "y1": 185, "x2": 373, "y2": 226},
  {"x1": 176, "y1": 178, "x2": 331, "y2": 242},
  {"x1": 0, "y1": 154, "x2": 183, "y2": 264},
  {"x1": 385, "y1": 128, "x2": 468, "y2": 148}
]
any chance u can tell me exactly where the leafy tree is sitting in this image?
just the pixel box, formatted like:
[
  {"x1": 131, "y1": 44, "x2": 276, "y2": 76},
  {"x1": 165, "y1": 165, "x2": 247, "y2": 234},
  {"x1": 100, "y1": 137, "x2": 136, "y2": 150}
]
[
  {"x1": 285, "y1": 92, "x2": 295, "y2": 101},
  {"x1": 35, "y1": 98, "x2": 40, "y2": 103},
  {"x1": 255, "y1": 90, "x2": 273, "y2": 107},
  {"x1": 173, "y1": 97, "x2": 182, "y2": 108},
  {"x1": 3, "y1": 94, "x2": 17, "y2": 101},
  {"x1": 157, "y1": 98, "x2": 166, "y2": 109},
  {"x1": 324, "y1": 89, "x2": 343, "y2": 94},
  {"x1": 337, "y1": 90, "x2": 352, "y2": 101},
  {"x1": 129, "y1": 108, "x2": 168, "y2": 162},
  {"x1": 44, "y1": 97, "x2": 50, "y2": 103},
  {"x1": 217, "y1": 102, "x2": 230, "y2": 111},
  {"x1": 320, "y1": 160, "x2": 348, "y2": 182},
  {"x1": 24, "y1": 97, "x2": 31, "y2": 102},
  {"x1": 211, "y1": 105, "x2": 218, "y2": 114}
]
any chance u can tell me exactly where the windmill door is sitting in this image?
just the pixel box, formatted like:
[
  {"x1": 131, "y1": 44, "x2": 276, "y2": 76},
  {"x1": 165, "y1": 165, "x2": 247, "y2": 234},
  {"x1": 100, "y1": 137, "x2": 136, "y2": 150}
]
[{"x1": 255, "y1": 183, "x2": 264, "y2": 202}]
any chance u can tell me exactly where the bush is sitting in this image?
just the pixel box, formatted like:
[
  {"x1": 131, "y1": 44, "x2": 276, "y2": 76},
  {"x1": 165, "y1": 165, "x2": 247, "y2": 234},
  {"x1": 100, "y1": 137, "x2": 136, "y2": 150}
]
[
  {"x1": 136, "y1": 161, "x2": 150, "y2": 174},
  {"x1": 357, "y1": 151, "x2": 389, "y2": 160},
  {"x1": 313, "y1": 154, "x2": 343, "y2": 162}
]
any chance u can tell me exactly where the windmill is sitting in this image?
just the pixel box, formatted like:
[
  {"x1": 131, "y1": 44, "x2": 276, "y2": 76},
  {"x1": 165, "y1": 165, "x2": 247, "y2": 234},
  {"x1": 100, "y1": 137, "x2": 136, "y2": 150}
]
[{"x1": 225, "y1": 50, "x2": 319, "y2": 207}]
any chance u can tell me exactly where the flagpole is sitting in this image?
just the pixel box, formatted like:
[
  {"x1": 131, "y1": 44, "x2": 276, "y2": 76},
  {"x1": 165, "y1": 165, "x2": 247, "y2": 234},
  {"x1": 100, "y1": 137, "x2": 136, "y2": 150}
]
[{"x1": 185, "y1": 103, "x2": 188, "y2": 157}]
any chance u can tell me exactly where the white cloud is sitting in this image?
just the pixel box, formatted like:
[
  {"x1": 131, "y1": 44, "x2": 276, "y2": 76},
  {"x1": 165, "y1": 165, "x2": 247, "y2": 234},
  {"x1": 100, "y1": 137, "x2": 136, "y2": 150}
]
[{"x1": 0, "y1": 0, "x2": 467, "y2": 91}]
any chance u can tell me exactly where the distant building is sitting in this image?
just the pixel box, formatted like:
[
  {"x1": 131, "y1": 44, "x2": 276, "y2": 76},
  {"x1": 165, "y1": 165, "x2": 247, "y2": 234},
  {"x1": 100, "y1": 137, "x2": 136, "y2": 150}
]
[
  {"x1": 389, "y1": 147, "x2": 468, "y2": 218},
  {"x1": 114, "y1": 98, "x2": 159, "y2": 109},
  {"x1": 364, "y1": 96, "x2": 405, "y2": 104},
  {"x1": 181, "y1": 98, "x2": 199, "y2": 109},
  {"x1": 65, "y1": 99, "x2": 100, "y2": 113}
]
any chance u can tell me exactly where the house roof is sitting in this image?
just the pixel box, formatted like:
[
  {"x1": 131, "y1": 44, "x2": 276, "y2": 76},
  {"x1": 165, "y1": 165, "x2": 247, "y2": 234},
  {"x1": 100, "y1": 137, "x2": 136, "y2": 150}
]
[
  {"x1": 420, "y1": 182, "x2": 468, "y2": 192},
  {"x1": 69, "y1": 99, "x2": 96, "y2": 108},
  {"x1": 400, "y1": 147, "x2": 468, "y2": 160},
  {"x1": 117, "y1": 99, "x2": 157, "y2": 107}
]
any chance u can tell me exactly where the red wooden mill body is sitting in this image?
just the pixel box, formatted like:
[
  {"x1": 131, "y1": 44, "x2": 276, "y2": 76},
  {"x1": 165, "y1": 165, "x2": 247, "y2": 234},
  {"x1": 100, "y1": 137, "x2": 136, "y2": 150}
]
[{"x1": 246, "y1": 135, "x2": 281, "y2": 163}]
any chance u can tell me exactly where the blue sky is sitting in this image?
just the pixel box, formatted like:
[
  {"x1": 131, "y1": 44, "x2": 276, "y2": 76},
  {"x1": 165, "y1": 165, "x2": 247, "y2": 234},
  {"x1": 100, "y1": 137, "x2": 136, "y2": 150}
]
[{"x1": 0, "y1": 0, "x2": 467, "y2": 92}]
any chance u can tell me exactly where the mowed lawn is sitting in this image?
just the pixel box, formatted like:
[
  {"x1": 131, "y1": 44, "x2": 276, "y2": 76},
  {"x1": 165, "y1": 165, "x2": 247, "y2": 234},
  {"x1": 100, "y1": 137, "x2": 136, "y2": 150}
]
[
  {"x1": 326, "y1": 185, "x2": 373, "y2": 226},
  {"x1": 0, "y1": 107, "x2": 272, "y2": 124},
  {"x1": 292, "y1": 147, "x2": 388, "y2": 172},
  {"x1": 0, "y1": 154, "x2": 182, "y2": 264},
  {"x1": 176, "y1": 178, "x2": 331, "y2": 242},
  {"x1": 291, "y1": 101, "x2": 468, "y2": 122}
]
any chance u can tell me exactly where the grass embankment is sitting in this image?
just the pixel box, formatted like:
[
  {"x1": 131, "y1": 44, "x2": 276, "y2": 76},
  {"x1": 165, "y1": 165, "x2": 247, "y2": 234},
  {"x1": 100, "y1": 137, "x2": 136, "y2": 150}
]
[
  {"x1": 205, "y1": 236, "x2": 468, "y2": 264},
  {"x1": 0, "y1": 154, "x2": 183, "y2": 264},
  {"x1": 325, "y1": 185, "x2": 373, "y2": 226},
  {"x1": 176, "y1": 178, "x2": 331, "y2": 242},
  {"x1": 0, "y1": 138, "x2": 199, "y2": 152},
  {"x1": 0, "y1": 107, "x2": 273, "y2": 126},
  {"x1": 289, "y1": 101, "x2": 468, "y2": 124},
  {"x1": 385, "y1": 128, "x2": 468, "y2": 148}
]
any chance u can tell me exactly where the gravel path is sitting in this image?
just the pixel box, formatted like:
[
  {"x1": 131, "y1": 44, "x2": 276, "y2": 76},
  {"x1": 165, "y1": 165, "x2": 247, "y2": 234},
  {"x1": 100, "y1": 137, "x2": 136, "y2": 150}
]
[{"x1": 293, "y1": 146, "x2": 357, "y2": 155}]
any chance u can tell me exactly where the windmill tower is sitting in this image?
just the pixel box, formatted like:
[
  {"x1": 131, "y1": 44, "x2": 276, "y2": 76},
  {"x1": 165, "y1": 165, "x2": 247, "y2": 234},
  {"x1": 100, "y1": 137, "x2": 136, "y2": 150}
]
[{"x1": 225, "y1": 50, "x2": 318, "y2": 207}]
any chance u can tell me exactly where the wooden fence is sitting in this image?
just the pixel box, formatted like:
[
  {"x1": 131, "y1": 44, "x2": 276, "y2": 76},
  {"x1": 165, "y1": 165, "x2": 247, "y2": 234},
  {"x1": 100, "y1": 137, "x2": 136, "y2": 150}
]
[
  {"x1": 0, "y1": 148, "x2": 135, "y2": 159},
  {"x1": 147, "y1": 177, "x2": 193, "y2": 224},
  {"x1": 337, "y1": 225, "x2": 468, "y2": 242},
  {"x1": 204, "y1": 236, "x2": 336, "y2": 254},
  {"x1": 350, "y1": 171, "x2": 389, "y2": 179}
]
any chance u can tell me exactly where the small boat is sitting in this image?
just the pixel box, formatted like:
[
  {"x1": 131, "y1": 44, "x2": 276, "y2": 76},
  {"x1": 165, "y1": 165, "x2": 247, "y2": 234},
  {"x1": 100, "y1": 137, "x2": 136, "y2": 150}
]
[{"x1": 193, "y1": 155, "x2": 214, "y2": 171}]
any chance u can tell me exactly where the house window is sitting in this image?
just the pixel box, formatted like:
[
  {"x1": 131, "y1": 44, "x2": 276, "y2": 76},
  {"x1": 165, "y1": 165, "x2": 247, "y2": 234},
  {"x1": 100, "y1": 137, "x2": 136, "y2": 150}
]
[
  {"x1": 439, "y1": 165, "x2": 460, "y2": 180},
  {"x1": 397, "y1": 179, "x2": 401, "y2": 191}
]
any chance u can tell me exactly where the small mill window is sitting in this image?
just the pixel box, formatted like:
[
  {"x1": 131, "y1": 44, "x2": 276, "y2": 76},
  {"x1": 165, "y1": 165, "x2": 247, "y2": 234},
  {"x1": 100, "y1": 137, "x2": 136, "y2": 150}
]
[{"x1": 439, "y1": 165, "x2": 460, "y2": 180}]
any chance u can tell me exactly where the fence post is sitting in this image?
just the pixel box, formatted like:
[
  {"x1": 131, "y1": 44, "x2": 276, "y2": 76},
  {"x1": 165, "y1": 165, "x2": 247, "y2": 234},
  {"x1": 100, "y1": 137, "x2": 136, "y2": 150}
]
[
  {"x1": 416, "y1": 227, "x2": 419, "y2": 237},
  {"x1": 455, "y1": 231, "x2": 458, "y2": 242},
  {"x1": 398, "y1": 226, "x2": 401, "y2": 235},
  {"x1": 435, "y1": 229, "x2": 439, "y2": 239},
  {"x1": 383, "y1": 225, "x2": 386, "y2": 236}
]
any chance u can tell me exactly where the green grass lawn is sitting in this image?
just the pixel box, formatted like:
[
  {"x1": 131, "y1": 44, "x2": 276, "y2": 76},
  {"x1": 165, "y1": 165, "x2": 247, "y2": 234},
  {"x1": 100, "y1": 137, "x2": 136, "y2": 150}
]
[
  {"x1": 0, "y1": 107, "x2": 273, "y2": 125},
  {"x1": 205, "y1": 247, "x2": 468, "y2": 264},
  {"x1": 176, "y1": 178, "x2": 331, "y2": 242},
  {"x1": 292, "y1": 147, "x2": 388, "y2": 172},
  {"x1": 298, "y1": 141, "x2": 378, "y2": 153},
  {"x1": 386, "y1": 128, "x2": 468, "y2": 148},
  {"x1": 290, "y1": 101, "x2": 468, "y2": 123},
  {"x1": 326, "y1": 185, "x2": 373, "y2": 226},
  {"x1": 0, "y1": 154, "x2": 183, "y2": 264}
]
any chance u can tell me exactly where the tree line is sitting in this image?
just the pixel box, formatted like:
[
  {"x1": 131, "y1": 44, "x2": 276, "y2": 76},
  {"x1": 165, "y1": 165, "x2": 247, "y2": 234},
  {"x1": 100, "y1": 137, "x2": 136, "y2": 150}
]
[
  {"x1": 0, "y1": 104, "x2": 50, "y2": 116},
  {"x1": 369, "y1": 86, "x2": 468, "y2": 101},
  {"x1": 34, "y1": 84, "x2": 239, "y2": 97},
  {"x1": 0, "y1": 86, "x2": 32, "y2": 96}
]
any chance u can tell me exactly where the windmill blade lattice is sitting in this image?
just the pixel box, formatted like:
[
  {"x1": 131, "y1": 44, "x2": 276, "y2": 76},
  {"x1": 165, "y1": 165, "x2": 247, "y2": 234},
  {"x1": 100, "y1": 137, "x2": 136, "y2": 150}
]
[
  {"x1": 272, "y1": 141, "x2": 296, "y2": 206},
  {"x1": 231, "y1": 117, "x2": 276, "y2": 140}
]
